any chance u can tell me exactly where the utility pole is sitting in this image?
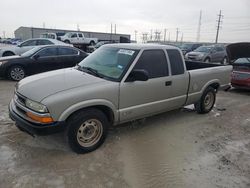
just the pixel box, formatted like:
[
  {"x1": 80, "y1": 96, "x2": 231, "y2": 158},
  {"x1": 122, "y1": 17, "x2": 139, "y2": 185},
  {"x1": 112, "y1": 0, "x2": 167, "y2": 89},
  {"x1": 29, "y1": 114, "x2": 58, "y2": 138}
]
[
  {"x1": 110, "y1": 23, "x2": 113, "y2": 41},
  {"x1": 168, "y1": 32, "x2": 170, "y2": 42},
  {"x1": 134, "y1": 30, "x2": 138, "y2": 43},
  {"x1": 181, "y1": 33, "x2": 183, "y2": 44},
  {"x1": 114, "y1": 24, "x2": 116, "y2": 34},
  {"x1": 3, "y1": 31, "x2": 6, "y2": 38},
  {"x1": 215, "y1": 10, "x2": 223, "y2": 43},
  {"x1": 150, "y1": 29, "x2": 153, "y2": 41},
  {"x1": 164, "y1": 28, "x2": 167, "y2": 42},
  {"x1": 196, "y1": 10, "x2": 202, "y2": 42},
  {"x1": 176, "y1": 28, "x2": 179, "y2": 42}
]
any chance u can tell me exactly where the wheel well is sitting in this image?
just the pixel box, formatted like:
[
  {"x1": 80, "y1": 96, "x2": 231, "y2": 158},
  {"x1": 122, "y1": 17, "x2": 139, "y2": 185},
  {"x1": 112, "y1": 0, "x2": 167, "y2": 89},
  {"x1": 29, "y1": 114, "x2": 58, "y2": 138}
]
[
  {"x1": 67, "y1": 105, "x2": 114, "y2": 125},
  {"x1": 3, "y1": 51, "x2": 15, "y2": 56},
  {"x1": 204, "y1": 57, "x2": 210, "y2": 61},
  {"x1": 209, "y1": 83, "x2": 220, "y2": 92}
]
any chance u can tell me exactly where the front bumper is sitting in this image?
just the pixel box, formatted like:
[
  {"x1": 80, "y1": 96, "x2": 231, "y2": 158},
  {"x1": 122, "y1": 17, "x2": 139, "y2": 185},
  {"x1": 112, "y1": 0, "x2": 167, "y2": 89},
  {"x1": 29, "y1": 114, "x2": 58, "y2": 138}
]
[{"x1": 9, "y1": 99, "x2": 67, "y2": 136}]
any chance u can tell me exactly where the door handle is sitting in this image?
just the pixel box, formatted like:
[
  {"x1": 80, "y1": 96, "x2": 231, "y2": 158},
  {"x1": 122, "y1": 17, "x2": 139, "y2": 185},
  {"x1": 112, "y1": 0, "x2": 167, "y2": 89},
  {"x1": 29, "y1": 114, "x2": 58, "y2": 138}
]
[{"x1": 165, "y1": 81, "x2": 172, "y2": 86}]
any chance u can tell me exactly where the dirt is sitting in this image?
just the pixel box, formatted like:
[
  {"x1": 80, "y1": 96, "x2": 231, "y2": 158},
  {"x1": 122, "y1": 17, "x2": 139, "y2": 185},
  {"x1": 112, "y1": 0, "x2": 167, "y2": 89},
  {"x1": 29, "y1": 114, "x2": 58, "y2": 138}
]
[{"x1": 0, "y1": 79, "x2": 250, "y2": 188}]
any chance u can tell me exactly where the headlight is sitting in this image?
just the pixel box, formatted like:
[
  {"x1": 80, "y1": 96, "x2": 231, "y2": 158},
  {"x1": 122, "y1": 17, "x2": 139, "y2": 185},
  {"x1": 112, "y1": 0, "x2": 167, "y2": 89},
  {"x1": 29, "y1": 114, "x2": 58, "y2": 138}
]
[{"x1": 25, "y1": 99, "x2": 48, "y2": 113}]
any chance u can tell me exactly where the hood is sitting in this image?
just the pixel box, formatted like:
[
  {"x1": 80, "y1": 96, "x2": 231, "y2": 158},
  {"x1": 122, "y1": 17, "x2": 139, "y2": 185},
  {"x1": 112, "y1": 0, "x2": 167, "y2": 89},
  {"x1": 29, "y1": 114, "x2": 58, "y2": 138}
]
[
  {"x1": 187, "y1": 51, "x2": 205, "y2": 56},
  {"x1": 0, "y1": 55, "x2": 21, "y2": 61},
  {"x1": 17, "y1": 68, "x2": 106, "y2": 102},
  {"x1": 226, "y1": 42, "x2": 250, "y2": 61}
]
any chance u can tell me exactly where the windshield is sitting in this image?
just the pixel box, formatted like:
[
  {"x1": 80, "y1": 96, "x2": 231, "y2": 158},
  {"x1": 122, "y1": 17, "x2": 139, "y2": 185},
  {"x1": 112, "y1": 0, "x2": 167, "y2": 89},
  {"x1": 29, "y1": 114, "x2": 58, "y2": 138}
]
[
  {"x1": 21, "y1": 47, "x2": 41, "y2": 57},
  {"x1": 78, "y1": 47, "x2": 139, "y2": 81},
  {"x1": 180, "y1": 44, "x2": 193, "y2": 50},
  {"x1": 234, "y1": 58, "x2": 250, "y2": 64},
  {"x1": 194, "y1": 46, "x2": 212, "y2": 53}
]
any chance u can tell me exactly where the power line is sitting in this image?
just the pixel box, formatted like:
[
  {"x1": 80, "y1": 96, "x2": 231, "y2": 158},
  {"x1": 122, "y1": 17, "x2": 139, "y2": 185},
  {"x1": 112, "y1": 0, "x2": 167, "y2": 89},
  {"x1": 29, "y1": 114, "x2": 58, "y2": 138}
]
[{"x1": 215, "y1": 10, "x2": 223, "y2": 43}]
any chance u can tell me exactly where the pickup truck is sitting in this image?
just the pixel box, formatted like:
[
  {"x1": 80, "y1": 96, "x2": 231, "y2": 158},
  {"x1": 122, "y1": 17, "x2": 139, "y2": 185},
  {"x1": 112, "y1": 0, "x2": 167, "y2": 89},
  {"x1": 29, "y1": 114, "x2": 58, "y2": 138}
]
[
  {"x1": 60, "y1": 32, "x2": 98, "y2": 46},
  {"x1": 9, "y1": 44, "x2": 232, "y2": 153}
]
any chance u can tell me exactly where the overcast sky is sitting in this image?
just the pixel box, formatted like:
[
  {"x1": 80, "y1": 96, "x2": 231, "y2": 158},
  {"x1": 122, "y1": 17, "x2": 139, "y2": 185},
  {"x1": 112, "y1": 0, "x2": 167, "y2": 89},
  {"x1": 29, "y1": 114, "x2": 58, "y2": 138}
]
[{"x1": 0, "y1": 0, "x2": 249, "y2": 43}]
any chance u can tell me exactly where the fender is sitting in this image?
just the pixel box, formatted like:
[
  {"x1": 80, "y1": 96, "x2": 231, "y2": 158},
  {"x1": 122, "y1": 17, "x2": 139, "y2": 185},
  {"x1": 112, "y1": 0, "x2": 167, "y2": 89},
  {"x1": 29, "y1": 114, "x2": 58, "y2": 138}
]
[{"x1": 58, "y1": 99, "x2": 119, "y2": 123}]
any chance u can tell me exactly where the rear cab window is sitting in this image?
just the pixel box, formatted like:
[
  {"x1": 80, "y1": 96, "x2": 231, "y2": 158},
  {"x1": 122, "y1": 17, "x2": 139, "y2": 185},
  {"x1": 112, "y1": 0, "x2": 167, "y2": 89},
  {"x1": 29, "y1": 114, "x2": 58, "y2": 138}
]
[
  {"x1": 166, "y1": 49, "x2": 185, "y2": 75},
  {"x1": 133, "y1": 49, "x2": 169, "y2": 78}
]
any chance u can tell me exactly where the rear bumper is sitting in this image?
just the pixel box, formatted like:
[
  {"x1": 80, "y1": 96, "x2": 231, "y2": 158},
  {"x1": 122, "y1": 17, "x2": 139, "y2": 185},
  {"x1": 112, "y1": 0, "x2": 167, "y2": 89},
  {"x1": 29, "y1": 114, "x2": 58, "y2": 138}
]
[{"x1": 9, "y1": 100, "x2": 67, "y2": 136}]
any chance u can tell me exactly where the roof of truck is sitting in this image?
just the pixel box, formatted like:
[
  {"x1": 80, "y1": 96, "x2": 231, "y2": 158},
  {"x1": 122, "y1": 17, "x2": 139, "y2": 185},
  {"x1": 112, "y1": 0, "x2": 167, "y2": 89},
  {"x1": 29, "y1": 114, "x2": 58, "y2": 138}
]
[{"x1": 104, "y1": 43, "x2": 180, "y2": 50}]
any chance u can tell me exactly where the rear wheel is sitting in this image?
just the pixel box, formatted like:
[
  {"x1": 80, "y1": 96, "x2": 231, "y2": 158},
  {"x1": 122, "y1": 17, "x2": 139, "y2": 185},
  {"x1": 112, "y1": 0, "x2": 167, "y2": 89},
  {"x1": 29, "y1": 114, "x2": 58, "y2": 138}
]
[
  {"x1": 64, "y1": 40, "x2": 70, "y2": 44},
  {"x1": 90, "y1": 41, "x2": 95, "y2": 46},
  {"x1": 66, "y1": 108, "x2": 108, "y2": 154},
  {"x1": 195, "y1": 86, "x2": 216, "y2": 114},
  {"x1": 8, "y1": 65, "x2": 25, "y2": 81}
]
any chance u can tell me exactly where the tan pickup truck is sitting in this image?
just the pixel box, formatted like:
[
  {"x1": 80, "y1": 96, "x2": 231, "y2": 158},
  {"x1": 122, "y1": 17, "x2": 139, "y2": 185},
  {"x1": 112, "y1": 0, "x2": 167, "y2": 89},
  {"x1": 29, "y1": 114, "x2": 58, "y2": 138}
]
[{"x1": 9, "y1": 44, "x2": 232, "y2": 153}]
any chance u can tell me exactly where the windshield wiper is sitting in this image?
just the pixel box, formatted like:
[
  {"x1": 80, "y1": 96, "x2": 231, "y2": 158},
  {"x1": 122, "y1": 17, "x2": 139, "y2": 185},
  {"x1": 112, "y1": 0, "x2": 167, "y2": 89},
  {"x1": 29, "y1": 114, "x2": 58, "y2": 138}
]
[{"x1": 77, "y1": 65, "x2": 103, "y2": 78}]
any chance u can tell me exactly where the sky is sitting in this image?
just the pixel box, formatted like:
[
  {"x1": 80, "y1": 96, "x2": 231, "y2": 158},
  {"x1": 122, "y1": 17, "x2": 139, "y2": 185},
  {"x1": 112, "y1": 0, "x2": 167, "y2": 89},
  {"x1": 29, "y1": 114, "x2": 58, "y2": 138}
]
[{"x1": 0, "y1": 0, "x2": 249, "y2": 43}]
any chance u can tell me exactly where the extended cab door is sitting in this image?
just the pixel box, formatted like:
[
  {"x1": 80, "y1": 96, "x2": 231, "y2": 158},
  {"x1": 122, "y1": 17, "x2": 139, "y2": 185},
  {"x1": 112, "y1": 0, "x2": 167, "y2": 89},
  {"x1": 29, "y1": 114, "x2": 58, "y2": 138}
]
[
  {"x1": 166, "y1": 49, "x2": 189, "y2": 107},
  {"x1": 119, "y1": 49, "x2": 173, "y2": 122}
]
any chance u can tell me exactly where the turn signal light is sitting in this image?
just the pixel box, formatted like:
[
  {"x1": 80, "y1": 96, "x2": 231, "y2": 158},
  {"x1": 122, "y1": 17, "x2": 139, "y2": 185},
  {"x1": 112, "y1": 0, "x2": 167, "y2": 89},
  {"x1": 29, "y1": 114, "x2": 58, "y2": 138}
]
[{"x1": 26, "y1": 112, "x2": 54, "y2": 123}]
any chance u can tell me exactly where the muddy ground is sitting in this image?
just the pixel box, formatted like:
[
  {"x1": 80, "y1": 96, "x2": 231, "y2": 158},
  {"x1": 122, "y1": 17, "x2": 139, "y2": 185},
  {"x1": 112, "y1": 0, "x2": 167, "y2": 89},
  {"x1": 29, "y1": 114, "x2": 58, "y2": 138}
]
[{"x1": 0, "y1": 79, "x2": 250, "y2": 188}]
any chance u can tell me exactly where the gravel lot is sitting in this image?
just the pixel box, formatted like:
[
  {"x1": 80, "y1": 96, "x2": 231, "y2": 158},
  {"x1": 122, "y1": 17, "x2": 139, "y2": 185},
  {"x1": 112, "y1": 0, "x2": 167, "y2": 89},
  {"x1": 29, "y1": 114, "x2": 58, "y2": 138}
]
[{"x1": 0, "y1": 79, "x2": 250, "y2": 188}]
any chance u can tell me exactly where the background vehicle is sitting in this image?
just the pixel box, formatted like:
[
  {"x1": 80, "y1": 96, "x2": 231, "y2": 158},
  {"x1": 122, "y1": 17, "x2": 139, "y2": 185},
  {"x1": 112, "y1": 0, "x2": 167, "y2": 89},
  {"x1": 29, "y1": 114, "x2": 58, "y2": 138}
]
[
  {"x1": 60, "y1": 32, "x2": 98, "y2": 46},
  {"x1": 185, "y1": 45, "x2": 228, "y2": 64},
  {"x1": 227, "y1": 42, "x2": 250, "y2": 89},
  {"x1": 9, "y1": 44, "x2": 232, "y2": 153},
  {"x1": 180, "y1": 43, "x2": 202, "y2": 55},
  {"x1": 0, "y1": 45, "x2": 87, "y2": 81},
  {"x1": 0, "y1": 38, "x2": 70, "y2": 57},
  {"x1": 87, "y1": 41, "x2": 114, "y2": 53},
  {"x1": 40, "y1": 32, "x2": 66, "y2": 40}
]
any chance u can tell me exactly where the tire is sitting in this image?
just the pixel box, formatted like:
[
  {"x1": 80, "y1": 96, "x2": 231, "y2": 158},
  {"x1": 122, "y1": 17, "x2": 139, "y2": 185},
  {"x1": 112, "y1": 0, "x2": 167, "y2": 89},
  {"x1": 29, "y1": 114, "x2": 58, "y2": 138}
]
[
  {"x1": 66, "y1": 108, "x2": 109, "y2": 154},
  {"x1": 3, "y1": 51, "x2": 15, "y2": 57},
  {"x1": 8, "y1": 65, "x2": 25, "y2": 81},
  {"x1": 204, "y1": 58, "x2": 210, "y2": 63},
  {"x1": 90, "y1": 41, "x2": 95, "y2": 46},
  {"x1": 64, "y1": 40, "x2": 70, "y2": 44},
  {"x1": 195, "y1": 86, "x2": 216, "y2": 114},
  {"x1": 221, "y1": 57, "x2": 228, "y2": 65}
]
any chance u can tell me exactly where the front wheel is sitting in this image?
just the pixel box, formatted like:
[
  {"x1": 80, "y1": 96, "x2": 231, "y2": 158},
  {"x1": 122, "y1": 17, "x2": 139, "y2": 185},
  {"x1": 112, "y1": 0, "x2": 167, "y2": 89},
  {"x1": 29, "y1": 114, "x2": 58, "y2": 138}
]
[
  {"x1": 89, "y1": 41, "x2": 95, "y2": 46},
  {"x1": 8, "y1": 65, "x2": 25, "y2": 81},
  {"x1": 195, "y1": 86, "x2": 216, "y2": 114},
  {"x1": 66, "y1": 108, "x2": 108, "y2": 154}
]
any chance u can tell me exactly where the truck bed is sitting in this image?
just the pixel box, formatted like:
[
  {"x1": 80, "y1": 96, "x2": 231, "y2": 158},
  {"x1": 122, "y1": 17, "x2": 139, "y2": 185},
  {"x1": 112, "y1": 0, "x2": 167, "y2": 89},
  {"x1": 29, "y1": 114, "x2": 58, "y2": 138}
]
[{"x1": 185, "y1": 60, "x2": 223, "y2": 70}]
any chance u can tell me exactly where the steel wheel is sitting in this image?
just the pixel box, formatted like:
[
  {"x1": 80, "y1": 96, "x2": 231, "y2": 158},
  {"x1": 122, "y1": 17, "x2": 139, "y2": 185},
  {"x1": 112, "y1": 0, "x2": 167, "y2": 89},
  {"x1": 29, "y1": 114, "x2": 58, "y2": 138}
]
[
  {"x1": 203, "y1": 91, "x2": 215, "y2": 111},
  {"x1": 76, "y1": 119, "x2": 103, "y2": 147},
  {"x1": 9, "y1": 66, "x2": 25, "y2": 81}
]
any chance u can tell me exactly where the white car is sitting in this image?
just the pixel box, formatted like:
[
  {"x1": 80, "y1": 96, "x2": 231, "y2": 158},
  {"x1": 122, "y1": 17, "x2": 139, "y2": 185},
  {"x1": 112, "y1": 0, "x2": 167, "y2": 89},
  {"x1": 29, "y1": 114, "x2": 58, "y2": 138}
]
[
  {"x1": 60, "y1": 32, "x2": 98, "y2": 46},
  {"x1": 0, "y1": 38, "x2": 70, "y2": 57}
]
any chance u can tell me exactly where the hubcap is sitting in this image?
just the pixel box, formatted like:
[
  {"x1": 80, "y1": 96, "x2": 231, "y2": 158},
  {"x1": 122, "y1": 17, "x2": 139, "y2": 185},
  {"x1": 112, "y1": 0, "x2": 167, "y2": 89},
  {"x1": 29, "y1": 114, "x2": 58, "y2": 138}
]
[
  {"x1": 77, "y1": 119, "x2": 103, "y2": 147},
  {"x1": 10, "y1": 67, "x2": 25, "y2": 81},
  {"x1": 204, "y1": 92, "x2": 214, "y2": 110}
]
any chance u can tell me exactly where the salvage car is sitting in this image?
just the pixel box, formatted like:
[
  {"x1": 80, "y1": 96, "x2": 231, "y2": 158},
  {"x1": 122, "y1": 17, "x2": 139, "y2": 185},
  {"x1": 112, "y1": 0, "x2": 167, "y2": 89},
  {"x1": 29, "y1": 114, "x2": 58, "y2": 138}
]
[
  {"x1": 180, "y1": 43, "x2": 202, "y2": 55},
  {"x1": 9, "y1": 44, "x2": 232, "y2": 153},
  {"x1": 227, "y1": 42, "x2": 250, "y2": 89},
  {"x1": 0, "y1": 38, "x2": 70, "y2": 57},
  {"x1": 185, "y1": 45, "x2": 228, "y2": 64},
  {"x1": 0, "y1": 45, "x2": 87, "y2": 81}
]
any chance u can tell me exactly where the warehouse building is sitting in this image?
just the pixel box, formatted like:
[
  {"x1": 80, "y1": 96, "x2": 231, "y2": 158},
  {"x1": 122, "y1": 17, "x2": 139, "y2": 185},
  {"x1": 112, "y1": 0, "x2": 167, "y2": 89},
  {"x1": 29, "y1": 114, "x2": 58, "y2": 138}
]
[{"x1": 14, "y1": 26, "x2": 131, "y2": 42}]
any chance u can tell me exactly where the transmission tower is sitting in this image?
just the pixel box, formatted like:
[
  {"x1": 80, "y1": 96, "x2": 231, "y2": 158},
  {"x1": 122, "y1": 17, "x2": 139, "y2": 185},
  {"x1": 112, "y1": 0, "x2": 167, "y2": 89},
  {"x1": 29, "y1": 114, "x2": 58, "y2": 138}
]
[
  {"x1": 196, "y1": 10, "x2": 202, "y2": 42},
  {"x1": 142, "y1": 33, "x2": 148, "y2": 43},
  {"x1": 215, "y1": 10, "x2": 223, "y2": 43}
]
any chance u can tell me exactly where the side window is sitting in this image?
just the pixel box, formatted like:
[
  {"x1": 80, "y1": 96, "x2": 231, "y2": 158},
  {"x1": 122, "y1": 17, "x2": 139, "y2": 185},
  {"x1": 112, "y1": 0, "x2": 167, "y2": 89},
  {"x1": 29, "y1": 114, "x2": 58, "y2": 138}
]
[
  {"x1": 167, "y1": 49, "x2": 185, "y2": 75},
  {"x1": 37, "y1": 48, "x2": 57, "y2": 57},
  {"x1": 58, "y1": 47, "x2": 78, "y2": 55},
  {"x1": 71, "y1": 33, "x2": 77, "y2": 38},
  {"x1": 133, "y1": 50, "x2": 168, "y2": 79},
  {"x1": 216, "y1": 47, "x2": 224, "y2": 52},
  {"x1": 37, "y1": 40, "x2": 53, "y2": 45},
  {"x1": 20, "y1": 40, "x2": 37, "y2": 47},
  {"x1": 78, "y1": 33, "x2": 83, "y2": 38}
]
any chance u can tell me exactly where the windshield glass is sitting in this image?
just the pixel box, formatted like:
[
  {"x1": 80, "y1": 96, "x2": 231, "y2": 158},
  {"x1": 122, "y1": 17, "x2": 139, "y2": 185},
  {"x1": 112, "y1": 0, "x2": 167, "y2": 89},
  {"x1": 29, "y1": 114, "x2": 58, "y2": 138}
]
[
  {"x1": 78, "y1": 47, "x2": 139, "y2": 81},
  {"x1": 234, "y1": 58, "x2": 250, "y2": 64},
  {"x1": 21, "y1": 47, "x2": 40, "y2": 57},
  {"x1": 194, "y1": 46, "x2": 212, "y2": 53}
]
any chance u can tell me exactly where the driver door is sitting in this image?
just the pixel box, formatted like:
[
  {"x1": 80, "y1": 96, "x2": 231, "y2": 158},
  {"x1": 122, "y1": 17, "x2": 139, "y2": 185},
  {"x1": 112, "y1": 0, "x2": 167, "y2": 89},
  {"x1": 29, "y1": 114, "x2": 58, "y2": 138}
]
[{"x1": 119, "y1": 49, "x2": 172, "y2": 122}]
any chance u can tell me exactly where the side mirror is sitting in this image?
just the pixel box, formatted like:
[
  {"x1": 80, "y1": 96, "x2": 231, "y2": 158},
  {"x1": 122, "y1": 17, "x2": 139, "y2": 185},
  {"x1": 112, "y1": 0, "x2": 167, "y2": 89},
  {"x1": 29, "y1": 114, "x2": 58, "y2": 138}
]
[
  {"x1": 126, "y1": 69, "x2": 149, "y2": 82},
  {"x1": 33, "y1": 54, "x2": 40, "y2": 60}
]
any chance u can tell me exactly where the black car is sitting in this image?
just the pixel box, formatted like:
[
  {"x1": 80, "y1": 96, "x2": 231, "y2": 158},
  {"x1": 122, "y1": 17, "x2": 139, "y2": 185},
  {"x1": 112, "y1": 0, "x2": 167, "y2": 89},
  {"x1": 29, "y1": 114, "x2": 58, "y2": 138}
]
[
  {"x1": 0, "y1": 45, "x2": 88, "y2": 81},
  {"x1": 180, "y1": 43, "x2": 202, "y2": 55}
]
